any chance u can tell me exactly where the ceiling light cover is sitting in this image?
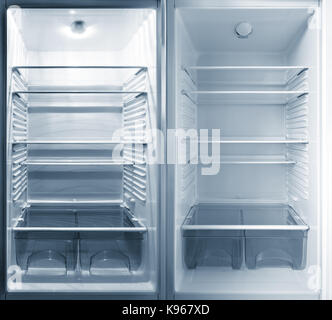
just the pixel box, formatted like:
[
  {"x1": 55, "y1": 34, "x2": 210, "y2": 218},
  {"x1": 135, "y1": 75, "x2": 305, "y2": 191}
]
[
  {"x1": 235, "y1": 22, "x2": 253, "y2": 39},
  {"x1": 71, "y1": 20, "x2": 86, "y2": 34}
]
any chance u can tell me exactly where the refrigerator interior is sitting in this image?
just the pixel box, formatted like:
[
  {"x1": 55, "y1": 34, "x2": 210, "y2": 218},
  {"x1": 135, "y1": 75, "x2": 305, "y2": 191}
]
[
  {"x1": 6, "y1": 8, "x2": 158, "y2": 293},
  {"x1": 174, "y1": 6, "x2": 321, "y2": 299}
]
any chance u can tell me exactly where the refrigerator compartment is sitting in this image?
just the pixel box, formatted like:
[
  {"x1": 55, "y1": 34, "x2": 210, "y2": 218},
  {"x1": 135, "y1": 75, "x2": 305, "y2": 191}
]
[
  {"x1": 174, "y1": 5, "x2": 318, "y2": 298},
  {"x1": 15, "y1": 232, "x2": 77, "y2": 276},
  {"x1": 12, "y1": 66, "x2": 147, "y2": 90},
  {"x1": 6, "y1": 7, "x2": 158, "y2": 293},
  {"x1": 243, "y1": 205, "x2": 309, "y2": 270},
  {"x1": 182, "y1": 66, "x2": 308, "y2": 91},
  {"x1": 182, "y1": 204, "x2": 244, "y2": 270},
  {"x1": 79, "y1": 232, "x2": 145, "y2": 276}
]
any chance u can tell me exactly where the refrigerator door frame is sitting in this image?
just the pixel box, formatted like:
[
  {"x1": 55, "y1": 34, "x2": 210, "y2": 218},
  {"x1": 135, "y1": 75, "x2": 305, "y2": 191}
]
[
  {"x1": 321, "y1": 0, "x2": 332, "y2": 300},
  {"x1": 165, "y1": 0, "x2": 176, "y2": 300},
  {"x1": 2, "y1": 0, "x2": 165, "y2": 300},
  {"x1": 0, "y1": 0, "x2": 6, "y2": 302}
]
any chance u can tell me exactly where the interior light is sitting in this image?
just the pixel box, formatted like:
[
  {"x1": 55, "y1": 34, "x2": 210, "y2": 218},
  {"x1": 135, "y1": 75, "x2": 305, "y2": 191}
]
[
  {"x1": 234, "y1": 22, "x2": 253, "y2": 39},
  {"x1": 61, "y1": 20, "x2": 95, "y2": 39},
  {"x1": 71, "y1": 20, "x2": 86, "y2": 34},
  {"x1": 69, "y1": 10, "x2": 76, "y2": 15}
]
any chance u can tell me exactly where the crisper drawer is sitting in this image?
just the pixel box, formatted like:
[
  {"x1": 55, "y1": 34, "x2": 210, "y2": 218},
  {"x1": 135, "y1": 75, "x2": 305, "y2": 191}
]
[
  {"x1": 182, "y1": 205, "x2": 244, "y2": 270},
  {"x1": 77, "y1": 206, "x2": 145, "y2": 277},
  {"x1": 182, "y1": 204, "x2": 309, "y2": 270},
  {"x1": 243, "y1": 206, "x2": 308, "y2": 270},
  {"x1": 14, "y1": 206, "x2": 146, "y2": 277},
  {"x1": 79, "y1": 232, "x2": 145, "y2": 277},
  {"x1": 15, "y1": 232, "x2": 77, "y2": 276}
]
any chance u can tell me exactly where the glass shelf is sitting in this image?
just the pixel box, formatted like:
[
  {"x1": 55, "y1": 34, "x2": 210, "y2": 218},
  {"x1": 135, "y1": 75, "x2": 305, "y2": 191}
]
[{"x1": 13, "y1": 206, "x2": 146, "y2": 232}]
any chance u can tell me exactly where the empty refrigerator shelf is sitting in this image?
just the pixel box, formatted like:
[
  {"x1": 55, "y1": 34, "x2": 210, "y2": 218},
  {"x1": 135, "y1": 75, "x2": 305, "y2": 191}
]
[
  {"x1": 24, "y1": 158, "x2": 137, "y2": 166},
  {"x1": 11, "y1": 140, "x2": 148, "y2": 144},
  {"x1": 182, "y1": 90, "x2": 308, "y2": 104},
  {"x1": 28, "y1": 199, "x2": 123, "y2": 205},
  {"x1": 12, "y1": 66, "x2": 147, "y2": 88},
  {"x1": 182, "y1": 66, "x2": 309, "y2": 86},
  {"x1": 197, "y1": 137, "x2": 308, "y2": 144},
  {"x1": 13, "y1": 90, "x2": 146, "y2": 94},
  {"x1": 13, "y1": 206, "x2": 146, "y2": 232},
  {"x1": 11, "y1": 91, "x2": 147, "y2": 109},
  {"x1": 204, "y1": 156, "x2": 296, "y2": 165},
  {"x1": 13, "y1": 65, "x2": 147, "y2": 70},
  {"x1": 183, "y1": 66, "x2": 308, "y2": 71}
]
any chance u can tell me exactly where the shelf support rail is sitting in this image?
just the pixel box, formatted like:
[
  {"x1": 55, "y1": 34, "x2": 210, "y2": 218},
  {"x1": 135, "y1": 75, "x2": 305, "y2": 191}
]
[
  {"x1": 181, "y1": 66, "x2": 197, "y2": 87},
  {"x1": 286, "y1": 71, "x2": 309, "y2": 201},
  {"x1": 122, "y1": 69, "x2": 148, "y2": 205},
  {"x1": 9, "y1": 70, "x2": 28, "y2": 203}
]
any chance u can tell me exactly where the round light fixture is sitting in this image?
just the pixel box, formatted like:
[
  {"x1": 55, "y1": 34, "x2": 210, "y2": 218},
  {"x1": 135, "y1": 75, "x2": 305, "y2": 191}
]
[
  {"x1": 71, "y1": 20, "x2": 86, "y2": 34},
  {"x1": 234, "y1": 22, "x2": 253, "y2": 39}
]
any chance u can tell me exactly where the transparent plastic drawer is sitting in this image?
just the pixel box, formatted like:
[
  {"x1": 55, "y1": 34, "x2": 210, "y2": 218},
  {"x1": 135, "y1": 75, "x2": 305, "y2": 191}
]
[
  {"x1": 243, "y1": 205, "x2": 309, "y2": 270},
  {"x1": 15, "y1": 233, "x2": 77, "y2": 276},
  {"x1": 79, "y1": 233, "x2": 145, "y2": 277},
  {"x1": 182, "y1": 203, "x2": 309, "y2": 270},
  {"x1": 182, "y1": 204, "x2": 244, "y2": 269},
  {"x1": 14, "y1": 206, "x2": 146, "y2": 277}
]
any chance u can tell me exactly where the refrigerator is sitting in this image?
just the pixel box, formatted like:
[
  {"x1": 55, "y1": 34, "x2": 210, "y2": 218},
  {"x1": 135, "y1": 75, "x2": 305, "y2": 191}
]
[
  {"x1": 165, "y1": 0, "x2": 331, "y2": 300},
  {"x1": 2, "y1": 0, "x2": 164, "y2": 299},
  {"x1": 1, "y1": 0, "x2": 332, "y2": 300}
]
